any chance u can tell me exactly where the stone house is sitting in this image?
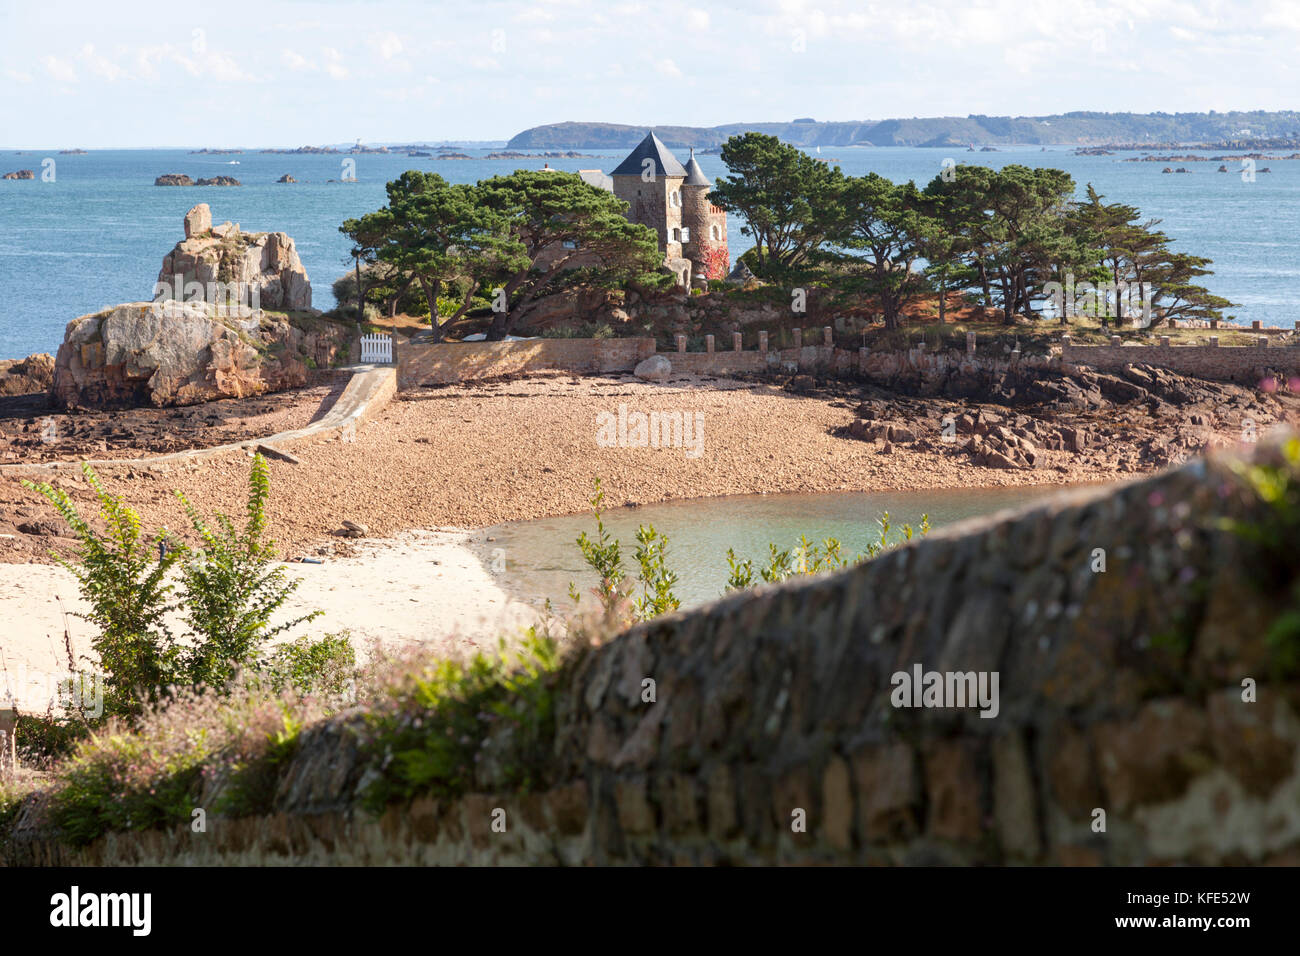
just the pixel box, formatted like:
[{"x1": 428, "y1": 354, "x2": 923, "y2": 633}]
[{"x1": 579, "y1": 131, "x2": 730, "y2": 287}]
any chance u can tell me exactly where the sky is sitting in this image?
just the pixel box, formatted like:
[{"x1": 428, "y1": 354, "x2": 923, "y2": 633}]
[{"x1": 2, "y1": 0, "x2": 1298, "y2": 147}]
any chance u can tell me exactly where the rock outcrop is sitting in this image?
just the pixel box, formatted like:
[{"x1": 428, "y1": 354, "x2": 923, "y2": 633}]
[
  {"x1": 156, "y1": 205, "x2": 312, "y2": 312},
  {"x1": 183, "y1": 203, "x2": 212, "y2": 238},
  {"x1": 0, "y1": 353, "x2": 55, "y2": 396},
  {"x1": 51, "y1": 301, "x2": 352, "y2": 409},
  {"x1": 153, "y1": 174, "x2": 240, "y2": 186},
  {"x1": 2, "y1": 169, "x2": 35, "y2": 180}
]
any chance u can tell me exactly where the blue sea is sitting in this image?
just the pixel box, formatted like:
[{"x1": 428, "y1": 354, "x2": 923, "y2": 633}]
[{"x1": 0, "y1": 145, "x2": 1296, "y2": 359}]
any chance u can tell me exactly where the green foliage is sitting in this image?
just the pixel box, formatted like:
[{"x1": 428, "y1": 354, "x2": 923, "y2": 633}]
[
  {"x1": 538, "y1": 321, "x2": 616, "y2": 340},
  {"x1": 1222, "y1": 437, "x2": 1300, "y2": 673},
  {"x1": 709, "y1": 137, "x2": 1231, "y2": 327},
  {"x1": 359, "y1": 631, "x2": 561, "y2": 811},
  {"x1": 723, "y1": 514, "x2": 928, "y2": 593},
  {"x1": 174, "y1": 453, "x2": 322, "y2": 690},
  {"x1": 476, "y1": 170, "x2": 669, "y2": 338},
  {"x1": 574, "y1": 480, "x2": 928, "y2": 613},
  {"x1": 14, "y1": 712, "x2": 93, "y2": 767},
  {"x1": 632, "y1": 525, "x2": 681, "y2": 619},
  {"x1": 49, "y1": 731, "x2": 207, "y2": 846},
  {"x1": 265, "y1": 633, "x2": 358, "y2": 697},
  {"x1": 342, "y1": 169, "x2": 668, "y2": 343},
  {"x1": 22, "y1": 464, "x2": 183, "y2": 716},
  {"x1": 569, "y1": 478, "x2": 625, "y2": 612},
  {"x1": 0, "y1": 782, "x2": 32, "y2": 851},
  {"x1": 22, "y1": 455, "x2": 325, "y2": 718},
  {"x1": 331, "y1": 260, "x2": 424, "y2": 318},
  {"x1": 569, "y1": 480, "x2": 681, "y2": 623},
  {"x1": 216, "y1": 709, "x2": 305, "y2": 818},
  {"x1": 34, "y1": 680, "x2": 343, "y2": 847},
  {"x1": 710, "y1": 132, "x2": 846, "y2": 279},
  {"x1": 340, "y1": 170, "x2": 526, "y2": 343}
]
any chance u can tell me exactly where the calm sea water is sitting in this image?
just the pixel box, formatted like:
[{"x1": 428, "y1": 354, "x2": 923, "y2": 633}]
[
  {"x1": 0, "y1": 145, "x2": 1296, "y2": 359},
  {"x1": 485, "y1": 483, "x2": 1075, "y2": 610}
]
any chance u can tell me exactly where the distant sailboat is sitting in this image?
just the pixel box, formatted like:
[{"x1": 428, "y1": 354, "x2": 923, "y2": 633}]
[{"x1": 816, "y1": 146, "x2": 821, "y2": 154}]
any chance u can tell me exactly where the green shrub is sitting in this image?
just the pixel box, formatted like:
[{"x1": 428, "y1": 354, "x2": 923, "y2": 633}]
[
  {"x1": 359, "y1": 630, "x2": 561, "y2": 811},
  {"x1": 265, "y1": 633, "x2": 357, "y2": 697},
  {"x1": 22, "y1": 454, "x2": 323, "y2": 716},
  {"x1": 22, "y1": 464, "x2": 184, "y2": 716},
  {"x1": 724, "y1": 514, "x2": 929, "y2": 592},
  {"x1": 174, "y1": 453, "x2": 322, "y2": 690},
  {"x1": 14, "y1": 712, "x2": 93, "y2": 768},
  {"x1": 632, "y1": 525, "x2": 680, "y2": 619},
  {"x1": 44, "y1": 683, "x2": 336, "y2": 846},
  {"x1": 570, "y1": 479, "x2": 626, "y2": 612}
]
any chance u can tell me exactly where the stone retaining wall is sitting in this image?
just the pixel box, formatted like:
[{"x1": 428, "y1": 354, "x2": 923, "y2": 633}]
[
  {"x1": 1062, "y1": 342, "x2": 1300, "y2": 384},
  {"x1": 395, "y1": 330, "x2": 1300, "y2": 391},
  {"x1": 397, "y1": 337, "x2": 657, "y2": 387},
  {"x1": 9, "y1": 444, "x2": 1299, "y2": 865}
]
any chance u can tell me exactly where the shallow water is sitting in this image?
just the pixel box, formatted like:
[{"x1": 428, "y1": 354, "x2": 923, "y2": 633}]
[{"x1": 483, "y1": 483, "x2": 1087, "y2": 610}]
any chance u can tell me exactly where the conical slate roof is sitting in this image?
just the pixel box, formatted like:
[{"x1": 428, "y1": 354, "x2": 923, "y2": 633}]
[
  {"x1": 682, "y1": 148, "x2": 711, "y2": 186},
  {"x1": 611, "y1": 132, "x2": 687, "y2": 178}
]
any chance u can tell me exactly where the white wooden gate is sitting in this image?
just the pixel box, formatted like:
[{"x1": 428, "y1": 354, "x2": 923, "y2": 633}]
[{"x1": 360, "y1": 333, "x2": 394, "y2": 364}]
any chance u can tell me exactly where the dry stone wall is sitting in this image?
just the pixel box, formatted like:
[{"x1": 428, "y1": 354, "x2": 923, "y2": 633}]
[
  {"x1": 1061, "y1": 342, "x2": 1300, "y2": 384},
  {"x1": 9, "y1": 443, "x2": 1300, "y2": 865}
]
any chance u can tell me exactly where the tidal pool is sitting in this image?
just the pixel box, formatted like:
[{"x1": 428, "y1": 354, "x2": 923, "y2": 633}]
[{"x1": 482, "y1": 483, "x2": 1091, "y2": 610}]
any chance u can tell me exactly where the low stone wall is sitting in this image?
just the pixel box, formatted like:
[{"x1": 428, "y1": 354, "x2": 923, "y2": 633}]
[
  {"x1": 397, "y1": 337, "x2": 656, "y2": 387},
  {"x1": 9, "y1": 443, "x2": 1299, "y2": 865},
  {"x1": 1062, "y1": 342, "x2": 1300, "y2": 384},
  {"x1": 395, "y1": 329, "x2": 1057, "y2": 388}
]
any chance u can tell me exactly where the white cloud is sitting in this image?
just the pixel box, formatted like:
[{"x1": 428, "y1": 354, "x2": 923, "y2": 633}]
[
  {"x1": 80, "y1": 44, "x2": 125, "y2": 81},
  {"x1": 655, "y1": 57, "x2": 683, "y2": 77},
  {"x1": 4, "y1": 69, "x2": 35, "y2": 85},
  {"x1": 686, "y1": 9, "x2": 710, "y2": 30},
  {"x1": 370, "y1": 32, "x2": 404, "y2": 61},
  {"x1": 322, "y1": 47, "x2": 349, "y2": 80},
  {"x1": 282, "y1": 49, "x2": 316, "y2": 72},
  {"x1": 41, "y1": 56, "x2": 78, "y2": 84}
]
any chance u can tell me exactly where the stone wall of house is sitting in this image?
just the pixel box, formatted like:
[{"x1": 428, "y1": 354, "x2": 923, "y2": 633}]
[
  {"x1": 680, "y1": 184, "x2": 728, "y2": 280},
  {"x1": 8, "y1": 442, "x2": 1300, "y2": 865},
  {"x1": 612, "y1": 174, "x2": 684, "y2": 260}
]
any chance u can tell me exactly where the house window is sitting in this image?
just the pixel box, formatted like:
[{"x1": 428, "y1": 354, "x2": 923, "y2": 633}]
[
  {"x1": 680, "y1": 227, "x2": 690, "y2": 242},
  {"x1": 670, "y1": 191, "x2": 681, "y2": 207},
  {"x1": 710, "y1": 224, "x2": 722, "y2": 241}
]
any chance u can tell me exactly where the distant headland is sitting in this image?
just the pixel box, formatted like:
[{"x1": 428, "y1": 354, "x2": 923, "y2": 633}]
[{"x1": 506, "y1": 110, "x2": 1300, "y2": 149}]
